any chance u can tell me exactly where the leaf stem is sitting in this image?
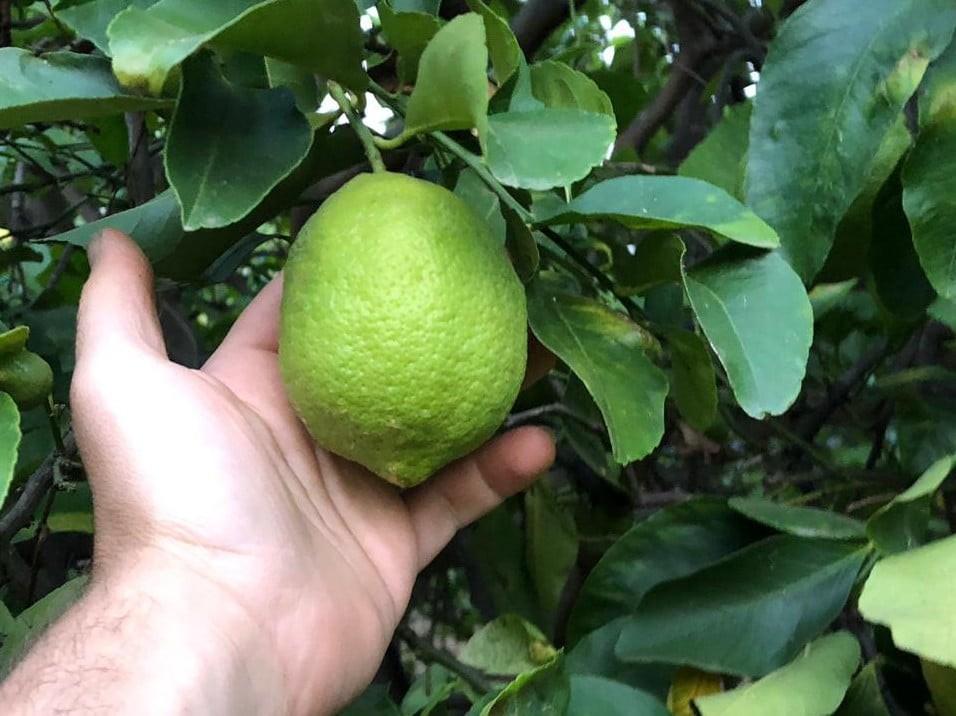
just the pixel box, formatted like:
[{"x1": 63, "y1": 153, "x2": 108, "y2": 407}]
[{"x1": 327, "y1": 82, "x2": 387, "y2": 174}]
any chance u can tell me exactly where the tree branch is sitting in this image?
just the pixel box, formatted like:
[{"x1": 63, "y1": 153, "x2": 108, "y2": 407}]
[
  {"x1": 511, "y1": 0, "x2": 583, "y2": 58},
  {"x1": 0, "y1": 433, "x2": 76, "y2": 545},
  {"x1": 613, "y1": 0, "x2": 716, "y2": 157},
  {"x1": 396, "y1": 624, "x2": 494, "y2": 694}
]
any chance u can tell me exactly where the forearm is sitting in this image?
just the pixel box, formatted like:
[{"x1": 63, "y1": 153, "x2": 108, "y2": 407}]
[{"x1": 0, "y1": 568, "x2": 288, "y2": 715}]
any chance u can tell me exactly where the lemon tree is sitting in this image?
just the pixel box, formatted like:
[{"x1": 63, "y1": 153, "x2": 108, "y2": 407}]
[{"x1": 4, "y1": 0, "x2": 956, "y2": 713}]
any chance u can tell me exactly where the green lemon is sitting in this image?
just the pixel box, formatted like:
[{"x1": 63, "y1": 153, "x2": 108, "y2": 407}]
[
  {"x1": 279, "y1": 172, "x2": 527, "y2": 487},
  {"x1": 0, "y1": 350, "x2": 54, "y2": 409}
]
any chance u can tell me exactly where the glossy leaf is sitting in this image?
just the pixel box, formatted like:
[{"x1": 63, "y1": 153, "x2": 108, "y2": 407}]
[
  {"x1": 378, "y1": 3, "x2": 442, "y2": 84},
  {"x1": 566, "y1": 499, "x2": 758, "y2": 645},
  {"x1": 569, "y1": 675, "x2": 669, "y2": 716},
  {"x1": 466, "y1": 0, "x2": 519, "y2": 84},
  {"x1": 0, "y1": 393, "x2": 20, "y2": 509},
  {"x1": 481, "y1": 655, "x2": 571, "y2": 716},
  {"x1": 867, "y1": 454, "x2": 956, "y2": 554},
  {"x1": 530, "y1": 60, "x2": 615, "y2": 119},
  {"x1": 859, "y1": 534, "x2": 956, "y2": 667},
  {"x1": 484, "y1": 108, "x2": 615, "y2": 190},
  {"x1": 729, "y1": 497, "x2": 866, "y2": 540},
  {"x1": 454, "y1": 168, "x2": 506, "y2": 243},
  {"x1": 402, "y1": 14, "x2": 489, "y2": 136},
  {"x1": 809, "y1": 279, "x2": 858, "y2": 321},
  {"x1": 460, "y1": 614, "x2": 555, "y2": 676},
  {"x1": 165, "y1": 53, "x2": 312, "y2": 230},
  {"x1": 745, "y1": 0, "x2": 956, "y2": 281},
  {"x1": 527, "y1": 277, "x2": 668, "y2": 464},
  {"x1": 614, "y1": 234, "x2": 685, "y2": 296},
  {"x1": 525, "y1": 482, "x2": 578, "y2": 620},
  {"x1": 537, "y1": 176, "x2": 778, "y2": 248},
  {"x1": 679, "y1": 103, "x2": 751, "y2": 200},
  {"x1": 341, "y1": 685, "x2": 402, "y2": 716},
  {"x1": 0, "y1": 48, "x2": 169, "y2": 129},
  {"x1": 45, "y1": 127, "x2": 353, "y2": 280},
  {"x1": 904, "y1": 42, "x2": 956, "y2": 300},
  {"x1": 694, "y1": 632, "x2": 860, "y2": 716},
  {"x1": 567, "y1": 618, "x2": 675, "y2": 698},
  {"x1": 616, "y1": 536, "x2": 866, "y2": 677},
  {"x1": 664, "y1": 329, "x2": 717, "y2": 431},
  {"x1": 58, "y1": 0, "x2": 160, "y2": 54},
  {"x1": 834, "y1": 663, "x2": 891, "y2": 716},
  {"x1": 108, "y1": 0, "x2": 366, "y2": 95},
  {"x1": 683, "y1": 248, "x2": 813, "y2": 419}
]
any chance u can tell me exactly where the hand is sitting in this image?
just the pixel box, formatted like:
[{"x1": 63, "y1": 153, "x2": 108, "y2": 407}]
[{"x1": 2, "y1": 229, "x2": 554, "y2": 715}]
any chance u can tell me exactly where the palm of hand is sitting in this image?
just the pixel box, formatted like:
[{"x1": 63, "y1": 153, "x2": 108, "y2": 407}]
[{"x1": 71, "y1": 231, "x2": 553, "y2": 713}]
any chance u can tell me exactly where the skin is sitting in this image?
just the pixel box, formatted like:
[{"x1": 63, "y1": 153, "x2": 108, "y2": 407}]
[{"x1": 0, "y1": 229, "x2": 555, "y2": 715}]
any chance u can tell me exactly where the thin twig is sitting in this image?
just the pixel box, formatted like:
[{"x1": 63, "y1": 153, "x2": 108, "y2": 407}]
[
  {"x1": 328, "y1": 81, "x2": 387, "y2": 174},
  {"x1": 396, "y1": 624, "x2": 494, "y2": 694},
  {"x1": 0, "y1": 433, "x2": 76, "y2": 544}
]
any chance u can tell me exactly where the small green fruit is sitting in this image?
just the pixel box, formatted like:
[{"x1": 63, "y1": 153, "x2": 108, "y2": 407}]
[
  {"x1": 279, "y1": 172, "x2": 527, "y2": 487},
  {"x1": 0, "y1": 350, "x2": 53, "y2": 409}
]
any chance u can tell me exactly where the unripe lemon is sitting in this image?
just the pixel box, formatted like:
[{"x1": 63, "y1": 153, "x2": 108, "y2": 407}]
[
  {"x1": 0, "y1": 350, "x2": 53, "y2": 409},
  {"x1": 279, "y1": 172, "x2": 527, "y2": 487}
]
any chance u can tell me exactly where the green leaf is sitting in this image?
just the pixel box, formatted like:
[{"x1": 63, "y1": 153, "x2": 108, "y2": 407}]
[
  {"x1": 530, "y1": 60, "x2": 616, "y2": 120},
  {"x1": 466, "y1": 503, "x2": 541, "y2": 625},
  {"x1": 466, "y1": 0, "x2": 520, "y2": 85},
  {"x1": 568, "y1": 619, "x2": 675, "y2": 698},
  {"x1": 728, "y1": 497, "x2": 866, "y2": 540},
  {"x1": 569, "y1": 675, "x2": 669, "y2": 716},
  {"x1": 46, "y1": 126, "x2": 348, "y2": 280},
  {"x1": 165, "y1": 53, "x2": 312, "y2": 231},
  {"x1": 664, "y1": 329, "x2": 717, "y2": 431},
  {"x1": 481, "y1": 654, "x2": 571, "y2": 716},
  {"x1": 483, "y1": 108, "x2": 615, "y2": 191},
  {"x1": 834, "y1": 663, "x2": 891, "y2": 716},
  {"x1": 108, "y1": 0, "x2": 366, "y2": 95},
  {"x1": 402, "y1": 14, "x2": 489, "y2": 136},
  {"x1": 0, "y1": 576, "x2": 89, "y2": 672},
  {"x1": 341, "y1": 685, "x2": 402, "y2": 716},
  {"x1": 616, "y1": 536, "x2": 866, "y2": 677},
  {"x1": 0, "y1": 326, "x2": 29, "y2": 356},
  {"x1": 614, "y1": 234, "x2": 685, "y2": 296},
  {"x1": 527, "y1": 277, "x2": 668, "y2": 464},
  {"x1": 694, "y1": 632, "x2": 860, "y2": 716},
  {"x1": 390, "y1": 0, "x2": 439, "y2": 12},
  {"x1": 745, "y1": 0, "x2": 956, "y2": 281},
  {"x1": 379, "y1": 4, "x2": 442, "y2": 84},
  {"x1": 525, "y1": 481, "x2": 578, "y2": 621},
  {"x1": 866, "y1": 454, "x2": 956, "y2": 554},
  {"x1": 923, "y1": 660, "x2": 956, "y2": 716},
  {"x1": 0, "y1": 49, "x2": 170, "y2": 130},
  {"x1": 683, "y1": 248, "x2": 813, "y2": 419},
  {"x1": 870, "y1": 170, "x2": 935, "y2": 319},
  {"x1": 265, "y1": 58, "x2": 319, "y2": 113},
  {"x1": 821, "y1": 115, "x2": 912, "y2": 283},
  {"x1": 567, "y1": 499, "x2": 758, "y2": 646},
  {"x1": 460, "y1": 614, "x2": 555, "y2": 676},
  {"x1": 58, "y1": 0, "x2": 161, "y2": 54},
  {"x1": 401, "y1": 665, "x2": 457, "y2": 716},
  {"x1": 903, "y1": 41, "x2": 956, "y2": 300},
  {"x1": 679, "y1": 103, "x2": 751, "y2": 201},
  {"x1": 0, "y1": 393, "x2": 20, "y2": 509},
  {"x1": 859, "y1": 534, "x2": 956, "y2": 667},
  {"x1": 454, "y1": 168, "x2": 506, "y2": 243},
  {"x1": 809, "y1": 279, "x2": 858, "y2": 321},
  {"x1": 536, "y1": 176, "x2": 779, "y2": 249}
]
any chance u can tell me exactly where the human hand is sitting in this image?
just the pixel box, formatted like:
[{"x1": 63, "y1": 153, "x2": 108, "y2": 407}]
[{"x1": 3, "y1": 229, "x2": 554, "y2": 715}]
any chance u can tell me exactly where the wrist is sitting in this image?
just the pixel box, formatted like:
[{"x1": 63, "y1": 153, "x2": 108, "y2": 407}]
[{"x1": 2, "y1": 559, "x2": 292, "y2": 715}]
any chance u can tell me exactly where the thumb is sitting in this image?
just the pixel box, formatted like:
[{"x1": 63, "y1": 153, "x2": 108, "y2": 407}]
[{"x1": 75, "y1": 229, "x2": 166, "y2": 363}]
